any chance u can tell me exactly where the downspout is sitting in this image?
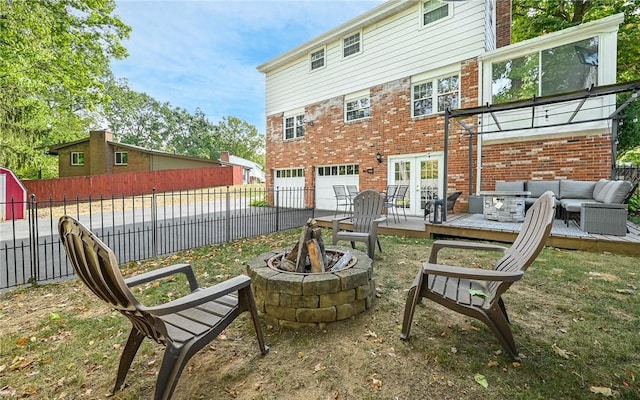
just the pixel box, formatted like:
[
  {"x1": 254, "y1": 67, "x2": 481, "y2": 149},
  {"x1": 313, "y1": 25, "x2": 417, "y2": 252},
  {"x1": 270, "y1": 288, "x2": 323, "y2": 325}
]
[
  {"x1": 443, "y1": 108, "x2": 450, "y2": 222},
  {"x1": 476, "y1": 59, "x2": 484, "y2": 195}
]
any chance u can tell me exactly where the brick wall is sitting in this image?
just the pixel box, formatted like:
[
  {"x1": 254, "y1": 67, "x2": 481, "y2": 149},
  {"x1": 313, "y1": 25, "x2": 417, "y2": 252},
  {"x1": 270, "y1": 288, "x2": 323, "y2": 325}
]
[
  {"x1": 58, "y1": 141, "x2": 91, "y2": 177},
  {"x1": 481, "y1": 133, "x2": 613, "y2": 190},
  {"x1": 23, "y1": 166, "x2": 243, "y2": 200}
]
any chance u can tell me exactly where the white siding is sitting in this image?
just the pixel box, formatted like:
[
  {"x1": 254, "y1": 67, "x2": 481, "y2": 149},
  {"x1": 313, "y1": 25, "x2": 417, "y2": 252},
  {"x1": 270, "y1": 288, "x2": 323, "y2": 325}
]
[{"x1": 263, "y1": 1, "x2": 487, "y2": 115}]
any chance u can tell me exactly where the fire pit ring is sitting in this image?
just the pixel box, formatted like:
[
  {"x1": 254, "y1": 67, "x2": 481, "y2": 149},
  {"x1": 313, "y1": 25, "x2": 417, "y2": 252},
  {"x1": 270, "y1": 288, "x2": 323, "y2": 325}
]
[{"x1": 246, "y1": 246, "x2": 375, "y2": 328}]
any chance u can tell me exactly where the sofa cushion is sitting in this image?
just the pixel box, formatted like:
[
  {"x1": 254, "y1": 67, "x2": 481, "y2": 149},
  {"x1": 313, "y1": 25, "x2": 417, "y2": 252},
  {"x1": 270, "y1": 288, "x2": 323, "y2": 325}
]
[
  {"x1": 495, "y1": 181, "x2": 525, "y2": 191},
  {"x1": 601, "y1": 180, "x2": 633, "y2": 204},
  {"x1": 560, "y1": 198, "x2": 597, "y2": 213},
  {"x1": 527, "y1": 180, "x2": 560, "y2": 198},
  {"x1": 592, "y1": 179, "x2": 610, "y2": 202},
  {"x1": 560, "y1": 180, "x2": 596, "y2": 199}
]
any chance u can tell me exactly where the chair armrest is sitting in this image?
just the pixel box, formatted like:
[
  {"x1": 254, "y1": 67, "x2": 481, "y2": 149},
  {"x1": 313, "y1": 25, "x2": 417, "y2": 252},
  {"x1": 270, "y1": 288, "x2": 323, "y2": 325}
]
[
  {"x1": 422, "y1": 263, "x2": 523, "y2": 282},
  {"x1": 374, "y1": 216, "x2": 387, "y2": 224},
  {"x1": 142, "y1": 275, "x2": 252, "y2": 315},
  {"x1": 429, "y1": 240, "x2": 507, "y2": 263},
  {"x1": 580, "y1": 202, "x2": 626, "y2": 209},
  {"x1": 125, "y1": 263, "x2": 199, "y2": 292}
]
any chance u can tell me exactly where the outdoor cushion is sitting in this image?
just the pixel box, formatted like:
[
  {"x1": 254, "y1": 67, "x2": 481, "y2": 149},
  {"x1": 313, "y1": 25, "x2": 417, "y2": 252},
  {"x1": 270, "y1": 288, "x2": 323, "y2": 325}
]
[
  {"x1": 592, "y1": 179, "x2": 610, "y2": 202},
  {"x1": 495, "y1": 181, "x2": 525, "y2": 191},
  {"x1": 560, "y1": 198, "x2": 596, "y2": 212},
  {"x1": 560, "y1": 180, "x2": 596, "y2": 199},
  {"x1": 601, "y1": 180, "x2": 633, "y2": 204},
  {"x1": 527, "y1": 180, "x2": 560, "y2": 198}
]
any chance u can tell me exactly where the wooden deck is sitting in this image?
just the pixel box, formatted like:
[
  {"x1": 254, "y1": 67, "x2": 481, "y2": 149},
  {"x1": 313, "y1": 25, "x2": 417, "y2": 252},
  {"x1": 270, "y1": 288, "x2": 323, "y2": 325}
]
[{"x1": 316, "y1": 212, "x2": 640, "y2": 256}]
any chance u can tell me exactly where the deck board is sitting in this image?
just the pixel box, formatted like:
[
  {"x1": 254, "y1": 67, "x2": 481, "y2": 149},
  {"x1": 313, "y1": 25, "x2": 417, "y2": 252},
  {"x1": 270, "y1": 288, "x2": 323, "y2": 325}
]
[{"x1": 316, "y1": 212, "x2": 640, "y2": 256}]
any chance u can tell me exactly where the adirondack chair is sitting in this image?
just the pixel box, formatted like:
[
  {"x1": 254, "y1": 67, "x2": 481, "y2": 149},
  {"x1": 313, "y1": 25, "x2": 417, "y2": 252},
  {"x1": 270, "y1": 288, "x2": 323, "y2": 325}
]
[
  {"x1": 333, "y1": 185, "x2": 351, "y2": 216},
  {"x1": 400, "y1": 191, "x2": 555, "y2": 359},
  {"x1": 58, "y1": 216, "x2": 269, "y2": 400},
  {"x1": 332, "y1": 189, "x2": 386, "y2": 259}
]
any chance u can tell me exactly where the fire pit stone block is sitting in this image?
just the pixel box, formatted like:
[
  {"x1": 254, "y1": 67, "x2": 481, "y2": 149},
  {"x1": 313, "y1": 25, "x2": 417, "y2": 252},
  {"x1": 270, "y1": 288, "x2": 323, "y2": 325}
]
[{"x1": 247, "y1": 246, "x2": 374, "y2": 328}]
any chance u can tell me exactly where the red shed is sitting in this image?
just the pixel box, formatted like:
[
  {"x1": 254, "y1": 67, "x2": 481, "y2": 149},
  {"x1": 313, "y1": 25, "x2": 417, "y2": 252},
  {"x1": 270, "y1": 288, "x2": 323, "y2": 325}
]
[{"x1": 0, "y1": 167, "x2": 27, "y2": 221}]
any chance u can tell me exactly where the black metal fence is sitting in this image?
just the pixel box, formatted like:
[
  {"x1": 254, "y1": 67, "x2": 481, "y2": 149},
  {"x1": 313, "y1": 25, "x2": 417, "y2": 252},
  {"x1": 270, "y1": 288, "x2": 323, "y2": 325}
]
[
  {"x1": 614, "y1": 164, "x2": 640, "y2": 184},
  {"x1": 0, "y1": 186, "x2": 317, "y2": 291}
]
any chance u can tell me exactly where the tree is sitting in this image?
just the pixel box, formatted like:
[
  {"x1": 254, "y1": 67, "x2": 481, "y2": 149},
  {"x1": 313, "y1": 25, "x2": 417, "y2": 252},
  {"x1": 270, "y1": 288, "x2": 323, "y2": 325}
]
[
  {"x1": 0, "y1": 0, "x2": 130, "y2": 175},
  {"x1": 215, "y1": 116, "x2": 265, "y2": 165},
  {"x1": 512, "y1": 0, "x2": 640, "y2": 155}
]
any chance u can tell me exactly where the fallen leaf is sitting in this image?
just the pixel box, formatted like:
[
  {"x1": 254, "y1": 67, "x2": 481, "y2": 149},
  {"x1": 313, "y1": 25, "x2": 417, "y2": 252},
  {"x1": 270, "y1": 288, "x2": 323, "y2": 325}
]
[
  {"x1": 370, "y1": 375, "x2": 382, "y2": 390},
  {"x1": 616, "y1": 289, "x2": 634, "y2": 295},
  {"x1": 512, "y1": 362, "x2": 521, "y2": 368},
  {"x1": 451, "y1": 347, "x2": 457, "y2": 354},
  {"x1": 49, "y1": 313, "x2": 61, "y2": 321},
  {"x1": 474, "y1": 373, "x2": 488, "y2": 389},
  {"x1": 487, "y1": 360, "x2": 499, "y2": 367},
  {"x1": 469, "y1": 289, "x2": 487, "y2": 297},
  {"x1": 552, "y1": 343, "x2": 575, "y2": 359},
  {"x1": 365, "y1": 330, "x2": 378, "y2": 339},
  {"x1": 313, "y1": 362, "x2": 325, "y2": 373},
  {"x1": 589, "y1": 386, "x2": 617, "y2": 397}
]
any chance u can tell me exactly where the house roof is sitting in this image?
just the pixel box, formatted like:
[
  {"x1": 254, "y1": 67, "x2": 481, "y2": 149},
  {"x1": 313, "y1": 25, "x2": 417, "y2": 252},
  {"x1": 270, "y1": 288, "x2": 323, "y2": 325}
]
[
  {"x1": 256, "y1": 0, "x2": 416, "y2": 73},
  {"x1": 47, "y1": 138, "x2": 223, "y2": 166}
]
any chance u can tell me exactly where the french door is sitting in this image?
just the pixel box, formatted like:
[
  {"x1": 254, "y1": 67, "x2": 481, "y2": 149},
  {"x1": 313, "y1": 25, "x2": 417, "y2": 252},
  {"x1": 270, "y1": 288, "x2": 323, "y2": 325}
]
[{"x1": 387, "y1": 153, "x2": 444, "y2": 216}]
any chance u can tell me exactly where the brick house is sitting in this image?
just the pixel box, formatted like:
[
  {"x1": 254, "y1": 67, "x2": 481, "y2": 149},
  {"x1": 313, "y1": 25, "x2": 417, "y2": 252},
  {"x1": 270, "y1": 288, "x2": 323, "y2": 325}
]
[
  {"x1": 48, "y1": 129, "x2": 223, "y2": 177},
  {"x1": 257, "y1": 0, "x2": 622, "y2": 215}
]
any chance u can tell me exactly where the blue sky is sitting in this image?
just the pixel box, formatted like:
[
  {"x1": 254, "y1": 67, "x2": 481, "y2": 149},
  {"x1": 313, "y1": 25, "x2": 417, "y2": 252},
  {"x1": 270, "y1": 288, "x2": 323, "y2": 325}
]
[{"x1": 110, "y1": 0, "x2": 384, "y2": 133}]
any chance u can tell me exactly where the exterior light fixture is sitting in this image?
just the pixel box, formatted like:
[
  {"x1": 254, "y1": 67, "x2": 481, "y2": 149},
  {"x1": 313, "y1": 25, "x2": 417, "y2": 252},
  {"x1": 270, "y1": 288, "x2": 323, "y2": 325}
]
[{"x1": 376, "y1": 152, "x2": 383, "y2": 164}]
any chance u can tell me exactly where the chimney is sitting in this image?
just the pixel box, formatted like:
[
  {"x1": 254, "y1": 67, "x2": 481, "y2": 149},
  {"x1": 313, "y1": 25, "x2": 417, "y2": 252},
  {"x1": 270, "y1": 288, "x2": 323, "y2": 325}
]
[
  {"x1": 496, "y1": 0, "x2": 512, "y2": 48},
  {"x1": 220, "y1": 151, "x2": 230, "y2": 162},
  {"x1": 89, "y1": 129, "x2": 113, "y2": 175}
]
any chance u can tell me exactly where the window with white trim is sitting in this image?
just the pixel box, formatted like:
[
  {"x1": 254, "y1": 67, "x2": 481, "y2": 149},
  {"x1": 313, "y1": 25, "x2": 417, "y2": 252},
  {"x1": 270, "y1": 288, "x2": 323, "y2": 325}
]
[
  {"x1": 317, "y1": 164, "x2": 359, "y2": 176},
  {"x1": 343, "y1": 32, "x2": 361, "y2": 58},
  {"x1": 345, "y1": 92, "x2": 370, "y2": 122},
  {"x1": 310, "y1": 48, "x2": 325, "y2": 71},
  {"x1": 412, "y1": 74, "x2": 459, "y2": 117},
  {"x1": 284, "y1": 114, "x2": 305, "y2": 140},
  {"x1": 422, "y1": 0, "x2": 449, "y2": 26},
  {"x1": 276, "y1": 168, "x2": 304, "y2": 178},
  {"x1": 71, "y1": 152, "x2": 84, "y2": 166},
  {"x1": 115, "y1": 151, "x2": 128, "y2": 165}
]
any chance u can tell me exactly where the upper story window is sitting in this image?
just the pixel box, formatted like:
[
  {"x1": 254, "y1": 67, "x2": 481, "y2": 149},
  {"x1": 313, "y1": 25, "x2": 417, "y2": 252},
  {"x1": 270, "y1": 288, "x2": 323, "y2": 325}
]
[
  {"x1": 310, "y1": 48, "x2": 325, "y2": 71},
  {"x1": 115, "y1": 151, "x2": 128, "y2": 165},
  {"x1": 345, "y1": 91, "x2": 370, "y2": 122},
  {"x1": 412, "y1": 74, "x2": 459, "y2": 117},
  {"x1": 422, "y1": 0, "x2": 449, "y2": 26},
  {"x1": 343, "y1": 32, "x2": 361, "y2": 58},
  {"x1": 284, "y1": 113, "x2": 305, "y2": 140},
  {"x1": 71, "y1": 152, "x2": 84, "y2": 166},
  {"x1": 491, "y1": 37, "x2": 599, "y2": 103}
]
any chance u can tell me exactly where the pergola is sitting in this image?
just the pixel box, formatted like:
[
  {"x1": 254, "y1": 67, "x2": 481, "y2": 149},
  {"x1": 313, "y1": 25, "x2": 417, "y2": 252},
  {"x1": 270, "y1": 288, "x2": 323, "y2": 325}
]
[{"x1": 439, "y1": 79, "x2": 640, "y2": 222}]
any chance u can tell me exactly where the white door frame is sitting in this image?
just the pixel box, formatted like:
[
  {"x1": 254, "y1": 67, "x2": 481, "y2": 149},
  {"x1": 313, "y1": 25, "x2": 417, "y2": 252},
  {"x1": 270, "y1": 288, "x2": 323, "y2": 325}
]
[{"x1": 387, "y1": 152, "x2": 444, "y2": 216}]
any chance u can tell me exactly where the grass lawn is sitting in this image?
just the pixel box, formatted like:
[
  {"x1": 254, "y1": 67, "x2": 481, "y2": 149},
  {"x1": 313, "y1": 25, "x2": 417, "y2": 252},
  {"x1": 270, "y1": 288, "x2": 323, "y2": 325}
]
[{"x1": 1, "y1": 230, "x2": 639, "y2": 399}]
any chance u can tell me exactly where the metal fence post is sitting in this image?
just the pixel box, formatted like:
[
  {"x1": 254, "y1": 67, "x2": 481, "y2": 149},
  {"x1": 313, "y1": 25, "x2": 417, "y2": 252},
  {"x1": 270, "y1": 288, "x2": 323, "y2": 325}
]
[
  {"x1": 28, "y1": 194, "x2": 39, "y2": 285},
  {"x1": 152, "y1": 187, "x2": 157, "y2": 258},
  {"x1": 275, "y1": 186, "x2": 280, "y2": 232},
  {"x1": 225, "y1": 186, "x2": 231, "y2": 242}
]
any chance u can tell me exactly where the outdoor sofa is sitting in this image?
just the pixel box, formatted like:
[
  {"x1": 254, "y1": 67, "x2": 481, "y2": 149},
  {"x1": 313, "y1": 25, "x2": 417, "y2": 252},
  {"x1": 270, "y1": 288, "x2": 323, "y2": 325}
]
[{"x1": 495, "y1": 179, "x2": 636, "y2": 235}]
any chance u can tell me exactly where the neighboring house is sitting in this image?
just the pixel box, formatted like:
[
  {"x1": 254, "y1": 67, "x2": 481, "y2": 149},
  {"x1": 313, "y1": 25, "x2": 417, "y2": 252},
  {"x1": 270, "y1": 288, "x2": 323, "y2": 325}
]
[
  {"x1": 219, "y1": 151, "x2": 266, "y2": 184},
  {"x1": 257, "y1": 0, "x2": 623, "y2": 214},
  {"x1": 48, "y1": 129, "x2": 222, "y2": 177}
]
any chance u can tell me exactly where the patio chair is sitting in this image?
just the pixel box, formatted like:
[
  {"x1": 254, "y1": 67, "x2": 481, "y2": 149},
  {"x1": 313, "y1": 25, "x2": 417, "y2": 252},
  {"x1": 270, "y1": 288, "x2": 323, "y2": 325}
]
[
  {"x1": 333, "y1": 185, "x2": 351, "y2": 216},
  {"x1": 400, "y1": 191, "x2": 555, "y2": 359},
  {"x1": 389, "y1": 185, "x2": 409, "y2": 222},
  {"x1": 332, "y1": 189, "x2": 386, "y2": 259},
  {"x1": 384, "y1": 185, "x2": 398, "y2": 223},
  {"x1": 446, "y1": 191, "x2": 462, "y2": 213},
  {"x1": 346, "y1": 185, "x2": 359, "y2": 203},
  {"x1": 58, "y1": 216, "x2": 269, "y2": 400}
]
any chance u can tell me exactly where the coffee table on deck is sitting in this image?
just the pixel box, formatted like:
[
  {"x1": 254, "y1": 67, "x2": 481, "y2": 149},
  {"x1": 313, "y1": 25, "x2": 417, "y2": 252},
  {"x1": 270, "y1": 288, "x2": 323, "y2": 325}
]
[{"x1": 479, "y1": 191, "x2": 531, "y2": 222}]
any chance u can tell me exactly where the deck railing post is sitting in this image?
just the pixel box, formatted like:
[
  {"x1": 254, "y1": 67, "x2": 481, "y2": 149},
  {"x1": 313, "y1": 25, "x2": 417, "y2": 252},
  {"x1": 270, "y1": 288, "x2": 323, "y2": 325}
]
[{"x1": 225, "y1": 186, "x2": 231, "y2": 242}]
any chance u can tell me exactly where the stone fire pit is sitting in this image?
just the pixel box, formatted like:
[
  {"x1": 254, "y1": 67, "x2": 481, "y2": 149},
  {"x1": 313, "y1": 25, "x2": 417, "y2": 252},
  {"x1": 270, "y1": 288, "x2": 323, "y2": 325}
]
[{"x1": 246, "y1": 246, "x2": 375, "y2": 328}]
